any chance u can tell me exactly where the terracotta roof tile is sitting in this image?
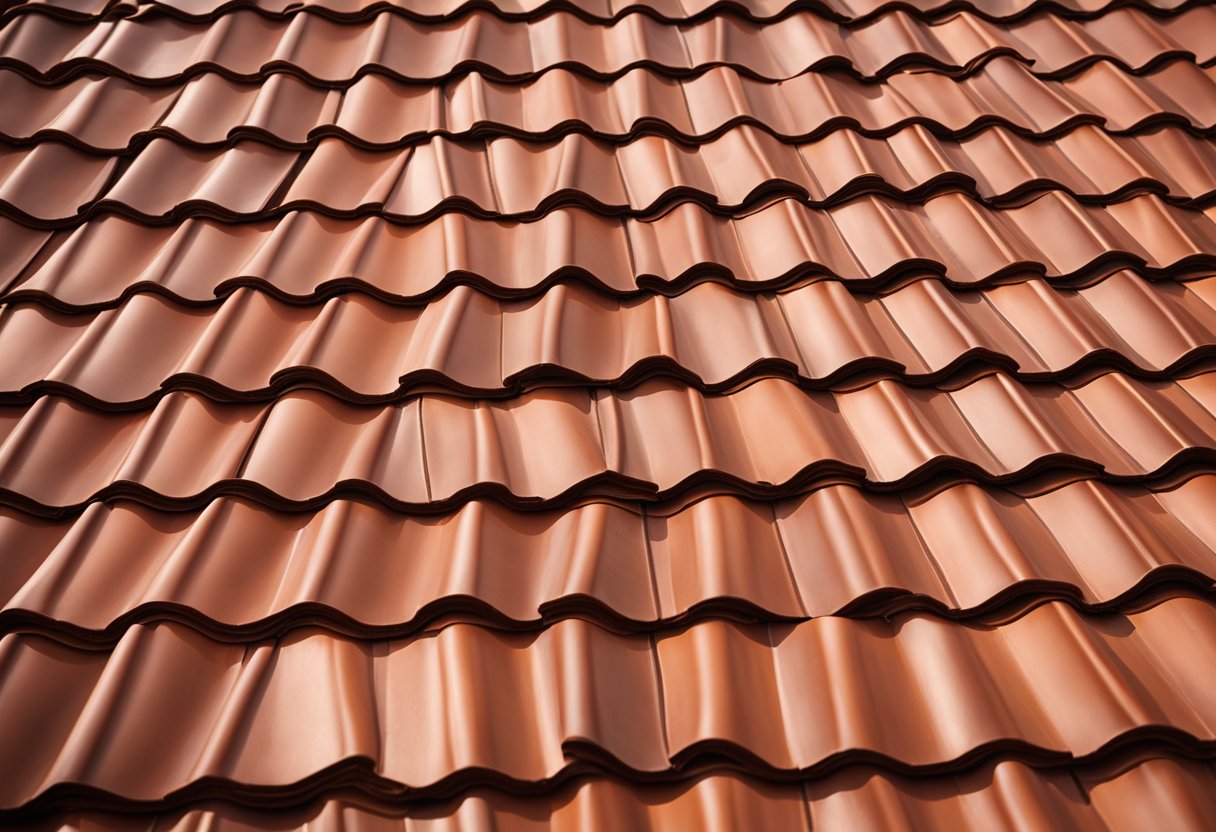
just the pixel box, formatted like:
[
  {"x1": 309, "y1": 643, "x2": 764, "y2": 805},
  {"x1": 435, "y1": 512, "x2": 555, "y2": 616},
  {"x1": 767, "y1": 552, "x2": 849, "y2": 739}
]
[
  {"x1": 11, "y1": 759, "x2": 1216, "y2": 830},
  {"x1": 1, "y1": 0, "x2": 1200, "y2": 25},
  {"x1": 4, "y1": 59, "x2": 1216, "y2": 152},
  {"x1": 4, "y1": 273, "x2": 1216, "y2": 405},
  {"x1": 12, "y1": 758, "x2": 1216, "y2": 830},
  {"x1": 3, "y1": 0, "x2": 1216, "y2": 825},
  {"x1": 0, "y1": 6, "x2": 1211, "y2": 83},
  {"x1": 4, "y1": 372, "x2": 1216, "y2": 512},
  {"x1": 6, "y1": 194, "x2": 1216, "y2": 309},
  {"x1": 2, "y1": 597, "x2": 1216, "y2": 815},
  {"x1": 1, "y1": 477, "x2": 1214, "y2": 641},
  {"x1": 8, "y1": 123, "x2": 1216, "y2": 226}
]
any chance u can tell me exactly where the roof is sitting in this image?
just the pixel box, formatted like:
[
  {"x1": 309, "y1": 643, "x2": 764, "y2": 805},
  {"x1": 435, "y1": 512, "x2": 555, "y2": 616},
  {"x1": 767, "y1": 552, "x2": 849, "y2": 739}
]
[{"x1": 1, "y1": 0, "x2": 1216, "y2": 828}]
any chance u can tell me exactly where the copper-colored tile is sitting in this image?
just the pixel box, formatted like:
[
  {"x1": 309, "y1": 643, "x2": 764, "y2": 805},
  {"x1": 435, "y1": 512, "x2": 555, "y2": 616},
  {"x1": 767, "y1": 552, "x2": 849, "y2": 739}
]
[
  {"x1": 0, "y1": 142, "x2": 115, "y2": 223},
  {"x1": 3, "y1": 599, "x2": 1215, "y2": 810},
  {"x1": 16, "y1": 757, "x2": 1216, "y2": 831},
  {"x1": 1, "y1": 7, "x2": 1209, "y2": 84},
  {"x1": 657, "y1": 596, "x2": 1216, "y2": 770},
  {"x1": 3, "y1": 372, "x2": 1216, "y2": 511},
  {"x1": 1, "y1": 0, "x2": 1197, "y2": 25},
  {"x1": 0, "y1": 620, "x2": 669, "y2": 806},
  {"x1": 4, "y1": 473, "x2": 1216, "y2": 639},
  {"x1": 14, "y1": 756, "x2": 1216, "y2": 829},
  {"x1": 4, "y1": 0, "x2": 1216, "y2": 825},
  {"x1": 10, "y1": 122, "x2": 1216, "y2": 226},
  {"x1": 7, "y1": 194, "x2": 1216, "y2": 308},
  {"x1": 4, "y1": 59, "x2": 1215, "y2": 151},
  {"x1": 99, "y1": 139, "x2": 295, "y2": 218}
]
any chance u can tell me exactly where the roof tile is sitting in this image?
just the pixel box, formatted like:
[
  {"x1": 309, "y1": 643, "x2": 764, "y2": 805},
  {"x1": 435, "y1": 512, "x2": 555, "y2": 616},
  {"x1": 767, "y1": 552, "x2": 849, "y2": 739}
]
[
  {"x1": 8, "y1": 194, "x2": 1216, "y2": 309},
  {"x1": 4, "y1": 0, "x2": 1216, "y2": 824},
  {"x1": 2, "y1": 598, "x2": 1215, "y2": 812},
  {"x1": 9, "y1": 123, "x2": 1216, "y2": 225},
  {"x1": 3, "y1": 373, "x2": 1216, "y2": 512},
  {"x1": 4, "y1": 474, "x2": 1215, "y2": 640},
  {"x1": 2, "y1": 6, "x2": 1211, "y2": 82},
  {"x1": 2, "y1": 0, "x2": 1198, "y2": 24},
  {"x1": 4, "y1": 59, "x2": 1214, "y2": 151}
]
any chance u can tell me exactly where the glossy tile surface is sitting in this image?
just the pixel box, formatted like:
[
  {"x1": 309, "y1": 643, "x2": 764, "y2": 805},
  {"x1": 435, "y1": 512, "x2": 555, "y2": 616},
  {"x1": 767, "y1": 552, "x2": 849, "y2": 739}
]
[
  {"x1": 0, "y1": 0, "x2": 1199, "y2": 24},
  {"x1": 7, "y1": 195, "x2": 1216, "y2": 308},
  {"x1": 6, "y1": 371, "x2": 1216, "y2": 510},
  {"x1": 2, "y1": 598, "x2": 1216, "y2": 811},
  {"x1": 2, "y1": 0, "x2": 1216, "y2": 827},
  {"x1": 14, "y1": 759, "x2": 1216, "y2": 832},
  {"x1": 8, "y1": 124, "x2": 1216, "y2": 227},
  {"x1": 1, "y1": 476, "x2": 1214, "y2": 641},
  {"x1": 5, "y1": 59, "x2": 1216, "y2": 152},
  {"x1": 5, "y1": 272, "x2": 1216, "y2": 404},
  {"x1": 1, "y1": 6, "x2": 1211, "y2": 83}
]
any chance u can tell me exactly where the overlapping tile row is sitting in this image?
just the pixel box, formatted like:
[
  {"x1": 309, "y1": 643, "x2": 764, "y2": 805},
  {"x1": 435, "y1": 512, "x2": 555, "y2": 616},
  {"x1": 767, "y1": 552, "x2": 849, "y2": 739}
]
[
  {"x1": 0, "y1": 0, "x2": 1201, "y2": 24},
  {"x1": 5, "y1": 194, "x2": 1216, "y2": 310},
  {"x1": 1, "y1": 598, "x2": 1216, "y2": 817},
  {"x1": 16, "y1": 0, "x2": 1216, "y2": 32},
  {"x1": 14, "y1": 759, "x2": 1216, "y2": 832},
  {"x1": 2, "y1": 476, "x2": 1216, "y2": 643},
  {"x1": 4, "y1": 0, "x2": 1216, "y2": 827},
  {"x1": 8, "y1": 124, "x2": 1216, "y2": 228},
  {"x1": 4, "y1": 274, "x2": 1216, "y2": 406},
  {"x1": 7, "y1": 372, "x2": 1216, "y2": 514},
  {"x1": 0, "y1": 5, "x2": 1212, "y2": 83},
  {"x1": 3, "y1": 59, "x2": 1215, "y2": 153},
  {"x1": 0, "y1": 0, "x2": 1196, "y2": 25}
]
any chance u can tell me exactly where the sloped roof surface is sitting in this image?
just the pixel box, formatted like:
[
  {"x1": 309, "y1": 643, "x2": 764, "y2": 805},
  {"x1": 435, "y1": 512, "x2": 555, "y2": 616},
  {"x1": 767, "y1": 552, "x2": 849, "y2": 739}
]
[{"x1": 1, "y1": 0, "x2": 1216, "y2": 828}]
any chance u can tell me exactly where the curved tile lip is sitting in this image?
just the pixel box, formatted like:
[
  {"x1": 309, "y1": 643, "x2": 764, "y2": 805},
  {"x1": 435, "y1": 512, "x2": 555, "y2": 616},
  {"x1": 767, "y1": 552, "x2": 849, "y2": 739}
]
[
  {"x1": 4, "y1": 57, "x2": 1212, "y2": 153},
  {"x1": 10, "y1": 112, "x2": 1214, "y2": 156},
  {"x1": 1, "y1": 732, "x2": 1214, "y2": 821},
  {"x1": 5, "y1": 760, "x2": 1214, "y2": 832},
  {"x1": 2, "y1": 175, "x2": 1211, "y2": 230},
  {"x1": 4, "y1": 348, "x2": 1216, "y2": 411},
  {"x1": 0, "y1": 50, "x2": 1205, "y2": 89},
  {"x1": 7, "y1": 252, "x2": 1214, "y2": 314},
  {"x1": 9, "y1": 111, "x2": 1206, "y2": 155},
  {"x1": 637, "y1": 459, "x2": 1216, "y2": 514},
  {"x1": 0, "y1": 0, "x2": 1202, "y2": 26},
  {"x1": 4, "y1": 447, "x2": 1216, "y2": 519},
  {"x1": 3, "y1": 571, "x2": 1212, "y2": 649}
]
